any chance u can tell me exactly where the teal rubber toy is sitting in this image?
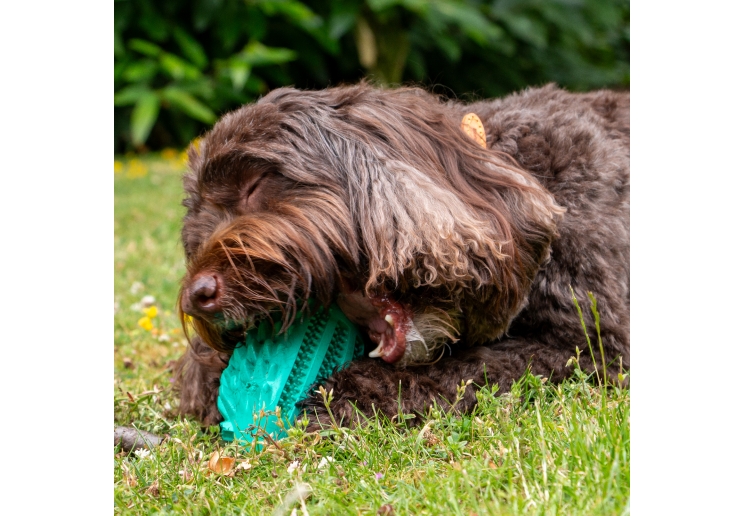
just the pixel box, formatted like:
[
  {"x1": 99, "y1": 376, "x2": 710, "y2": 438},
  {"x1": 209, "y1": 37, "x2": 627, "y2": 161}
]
[{"x1": 217, "y1": 301, "x2": 365, "y2": 446}]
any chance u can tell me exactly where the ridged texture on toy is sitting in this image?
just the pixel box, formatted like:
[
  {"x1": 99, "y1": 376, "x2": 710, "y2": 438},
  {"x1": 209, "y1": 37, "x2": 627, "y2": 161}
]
[{"x1": 217, "y1": 302, "x2": 364, "y2": 445}]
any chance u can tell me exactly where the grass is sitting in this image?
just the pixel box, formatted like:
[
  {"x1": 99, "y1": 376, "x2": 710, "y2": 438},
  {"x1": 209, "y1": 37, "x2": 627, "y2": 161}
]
[{"x1": 114, "y1": 154, "x2": 630, "y2": 515}]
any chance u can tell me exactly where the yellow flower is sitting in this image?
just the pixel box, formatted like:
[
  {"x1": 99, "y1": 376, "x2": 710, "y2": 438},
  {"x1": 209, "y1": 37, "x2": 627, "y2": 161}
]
[
  {"x1": 114, "y1": 161, "x2": 123, "y2": 174},
  {"x1": 126, "y1": 159, "x2": 147, "y2": 178},
  {"x1": 144, "y1": 306, "x2": 158, "y2": 319},
  {"x1": 138, "y1": 316, "x2": 153, "y2": 331},
  {"x1": 179, "y1": 151, "x2": 189, "y2": 165},
  {"x1": 160, "y1": 148, "x2": 177, "y2": 160}
]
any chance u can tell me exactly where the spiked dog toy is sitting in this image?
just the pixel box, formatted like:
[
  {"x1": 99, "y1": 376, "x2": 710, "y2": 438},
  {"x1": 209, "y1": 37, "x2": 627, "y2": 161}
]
[{"x1": 217, "y1": 301, "x2": 365, "y2": 446}]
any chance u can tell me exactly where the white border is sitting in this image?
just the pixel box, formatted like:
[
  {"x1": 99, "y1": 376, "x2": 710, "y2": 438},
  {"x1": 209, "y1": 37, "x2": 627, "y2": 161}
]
[{"x1": 0, "y1": 0, "x2": 112, "y2": 509}]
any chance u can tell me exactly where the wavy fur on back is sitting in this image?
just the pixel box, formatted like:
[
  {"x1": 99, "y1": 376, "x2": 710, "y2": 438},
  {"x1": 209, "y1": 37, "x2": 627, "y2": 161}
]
[{"x1": 175, "y1": 82, "x2": 629, "y2": 428}]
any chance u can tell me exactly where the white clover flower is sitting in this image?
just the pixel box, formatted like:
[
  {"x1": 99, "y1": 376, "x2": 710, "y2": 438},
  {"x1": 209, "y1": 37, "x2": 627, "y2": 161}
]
[
  {"x1": 317, "y1": 456, "x2": 334, "y2": 470},
  {"x1": 134, "y1": 449, "x2": 151, "y2": 459}
]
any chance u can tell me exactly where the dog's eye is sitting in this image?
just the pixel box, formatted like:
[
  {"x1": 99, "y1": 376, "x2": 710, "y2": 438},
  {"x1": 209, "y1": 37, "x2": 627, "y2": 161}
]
[
  {"x1": 239, "y1": 172, "x2": 269, "y2": 213},
  {"x1": 245, "y1": 174, "x2": 264, "y2": 200}
]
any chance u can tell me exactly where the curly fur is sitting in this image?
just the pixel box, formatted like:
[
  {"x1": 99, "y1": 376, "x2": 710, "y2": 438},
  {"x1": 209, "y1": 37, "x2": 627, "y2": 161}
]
[{"x1": 175, "y1": 82, "x2": 629, "y2": 429}]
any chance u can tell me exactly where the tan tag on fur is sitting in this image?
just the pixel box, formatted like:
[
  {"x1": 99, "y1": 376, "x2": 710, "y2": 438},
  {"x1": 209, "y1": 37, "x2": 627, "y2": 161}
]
[{"x1": 460, "y1": 113, "x2": 487, "y2": 148}]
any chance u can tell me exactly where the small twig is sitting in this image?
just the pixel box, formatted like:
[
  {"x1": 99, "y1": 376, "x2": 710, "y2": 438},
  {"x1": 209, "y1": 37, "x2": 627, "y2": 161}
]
[{"x1": 247, "y1": 424, "x2": 289, "y2": 459}]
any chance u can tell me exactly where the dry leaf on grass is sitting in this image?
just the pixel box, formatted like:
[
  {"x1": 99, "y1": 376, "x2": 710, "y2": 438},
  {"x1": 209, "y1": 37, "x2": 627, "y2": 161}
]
[
  {"x1": 120, "y1": 463, "x2": 138, "y2": 487},
  {"x1": 208, "y1": 451, "x2": 235, "y2": 476},
  {"x1": 417, "y1": 422, "x2": 440, "y2": 447},
  {"x1": 145, "y1": 480, "x2": 159, "y2": 497},
  {"x1": 378, "y1": 504, "x2": 395, "y2": 515},
  {"x1": 236, "y1": 460, "x2": 253, "y2": 472}
]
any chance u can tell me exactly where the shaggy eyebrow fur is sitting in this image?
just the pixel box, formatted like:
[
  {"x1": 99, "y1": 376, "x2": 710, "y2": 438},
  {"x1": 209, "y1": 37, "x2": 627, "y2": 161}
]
[{"x1": 175, "y1": 82, "x2": 629, "y2": 429}]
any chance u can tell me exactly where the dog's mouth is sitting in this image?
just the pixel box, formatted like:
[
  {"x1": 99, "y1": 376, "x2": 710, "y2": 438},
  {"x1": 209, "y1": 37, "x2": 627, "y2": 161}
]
[
  {"x1": 363, "y1": 297, "x2": 410, "y2": 364},
  {"x1": 336, "y1": 289, "x2": 419, "y2": 364},
  {"x1": 182, "y1": 269, "x2": 432, "y2": 364}
]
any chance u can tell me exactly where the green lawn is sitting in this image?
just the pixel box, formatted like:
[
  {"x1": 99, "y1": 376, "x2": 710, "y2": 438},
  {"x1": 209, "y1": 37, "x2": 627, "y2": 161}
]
[{"x1": 114, "y1": 154, "x2": 630, "y2": 515}]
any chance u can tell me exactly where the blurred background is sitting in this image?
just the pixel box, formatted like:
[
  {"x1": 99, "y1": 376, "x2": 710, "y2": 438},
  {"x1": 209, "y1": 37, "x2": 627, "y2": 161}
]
[{"x1": 114, "y1": 0, "x2": 629, "y2": 154}]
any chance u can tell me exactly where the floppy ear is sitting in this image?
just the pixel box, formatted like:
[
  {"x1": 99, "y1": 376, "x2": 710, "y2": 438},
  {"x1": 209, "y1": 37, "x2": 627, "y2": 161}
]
[
  {"x1": 341, "y1": 139, "x2": 509, "y2": 294},
  {"x1": 328, "y1": 87, "x2": 563, "y2": 340}
]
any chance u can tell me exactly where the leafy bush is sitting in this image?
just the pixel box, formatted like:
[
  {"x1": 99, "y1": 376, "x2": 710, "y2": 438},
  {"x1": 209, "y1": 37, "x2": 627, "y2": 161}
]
[{"x1": 114, "y1": 0, "x2": 629, "y2": 152}]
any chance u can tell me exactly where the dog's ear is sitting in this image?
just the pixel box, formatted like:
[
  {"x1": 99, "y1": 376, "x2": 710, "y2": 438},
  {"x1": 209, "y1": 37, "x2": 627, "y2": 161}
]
[
  {"x1": 341, "y1": 138, "x2": 508, "y2": 294},
  {"x1": 321, "y1": 86, "x2": 563, "y2": 337}
]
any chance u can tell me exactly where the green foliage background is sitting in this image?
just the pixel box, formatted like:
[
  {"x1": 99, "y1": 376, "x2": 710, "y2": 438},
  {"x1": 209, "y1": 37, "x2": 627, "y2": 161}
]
[{"x1": 114, "y1": 0, "x2": 629, "y2": 153}]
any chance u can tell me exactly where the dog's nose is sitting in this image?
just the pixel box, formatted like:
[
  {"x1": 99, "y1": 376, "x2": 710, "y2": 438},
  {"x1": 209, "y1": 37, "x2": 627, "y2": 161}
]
[{"x1": 182, "y1": 273, "x2": 223, "y2": 318}]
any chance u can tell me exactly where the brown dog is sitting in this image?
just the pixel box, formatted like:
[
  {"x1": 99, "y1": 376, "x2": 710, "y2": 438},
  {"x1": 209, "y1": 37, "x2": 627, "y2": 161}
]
[{"x1": 176, "y1": 83, "x2": 629, "y2": 428}]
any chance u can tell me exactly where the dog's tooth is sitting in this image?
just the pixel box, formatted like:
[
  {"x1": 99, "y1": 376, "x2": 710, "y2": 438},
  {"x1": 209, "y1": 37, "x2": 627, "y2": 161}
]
[
  {"x1": 384, "y1": 314, "x2": 394, "y2": 326},
  {"x1": 368, "y1": 341, "x2": 384, "y2": 358}
]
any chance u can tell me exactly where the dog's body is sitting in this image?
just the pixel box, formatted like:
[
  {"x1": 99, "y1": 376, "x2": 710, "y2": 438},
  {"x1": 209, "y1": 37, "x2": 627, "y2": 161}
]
[{"x1": 176, "y1": 83, "x2": 629, "y2": 428}]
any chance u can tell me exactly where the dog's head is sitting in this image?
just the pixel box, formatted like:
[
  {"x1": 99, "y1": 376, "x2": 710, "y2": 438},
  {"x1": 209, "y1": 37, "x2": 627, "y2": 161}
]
[{"x1": 179, "y1": 83, "x2": 562, "y2": 358}]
